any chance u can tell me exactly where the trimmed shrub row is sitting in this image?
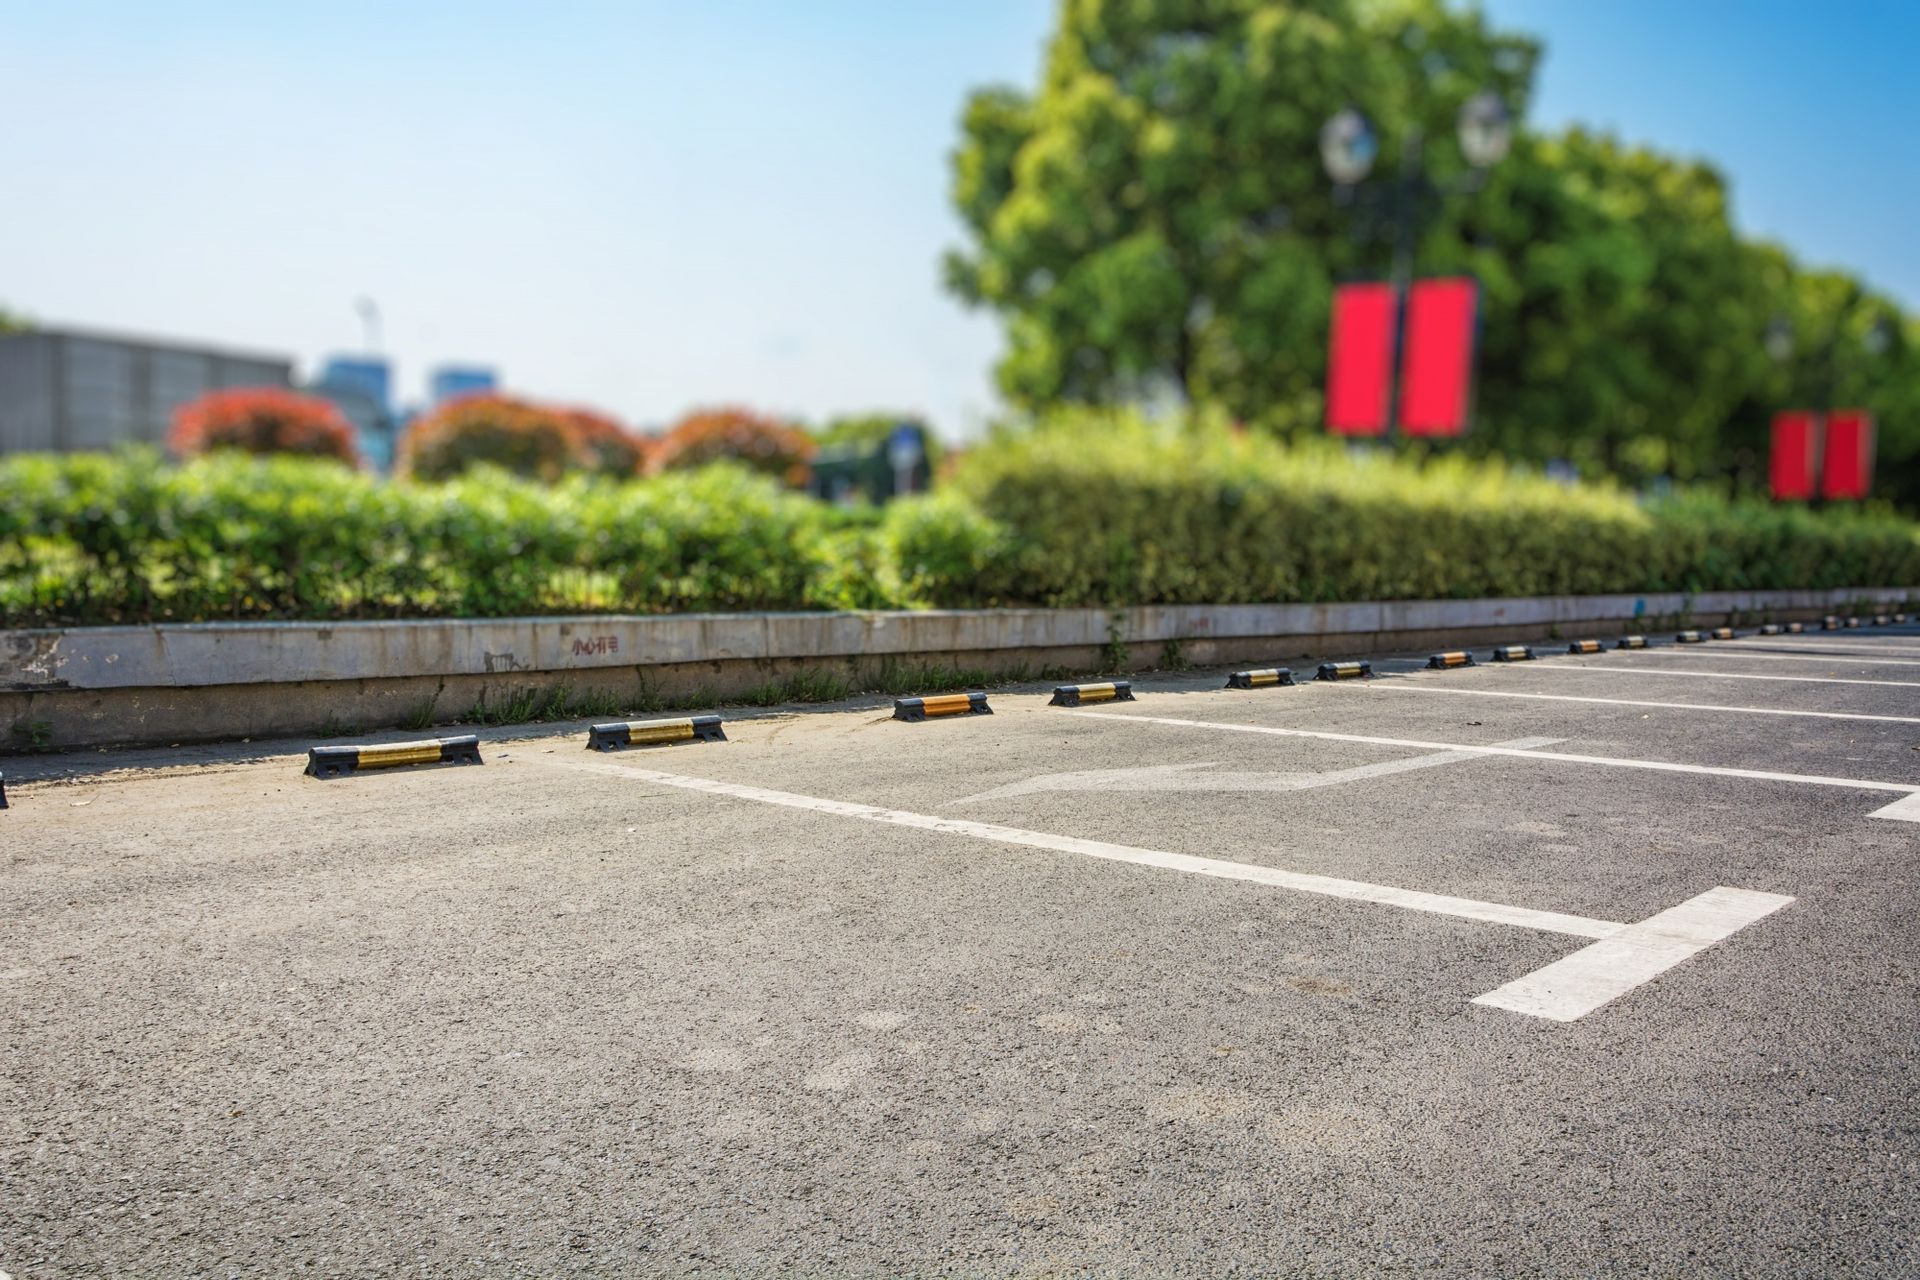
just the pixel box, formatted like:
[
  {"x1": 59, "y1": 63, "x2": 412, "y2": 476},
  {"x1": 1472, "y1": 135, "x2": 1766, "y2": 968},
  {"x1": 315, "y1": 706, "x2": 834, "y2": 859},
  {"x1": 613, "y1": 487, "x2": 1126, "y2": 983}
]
[
  {"x1": 0, "y1": 451, "x2": 887, "y2": 623},
  {"x1": 2, "y1": 417, "x2": 1916, "y2": 628},
  {"x1": 946, "y1": 418, "x2": 1920, "y2": 605}
]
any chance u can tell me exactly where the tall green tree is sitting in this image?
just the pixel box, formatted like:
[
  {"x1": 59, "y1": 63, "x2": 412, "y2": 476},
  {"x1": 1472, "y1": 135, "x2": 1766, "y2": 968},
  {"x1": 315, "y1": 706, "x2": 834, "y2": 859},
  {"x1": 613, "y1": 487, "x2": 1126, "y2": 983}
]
[
  {"x1": 1452, "y1": 130, "x2": 1776, "y2": 480},
  {"x1": 948, "y1": 0, "x2": 1917, "y2": 499},
  {"x1": 948, "y1": 0, "x2": 1533, "y2": 430},
  {"x1": 1763, "y1": 266, "x2": 1913, "y2": 496}
]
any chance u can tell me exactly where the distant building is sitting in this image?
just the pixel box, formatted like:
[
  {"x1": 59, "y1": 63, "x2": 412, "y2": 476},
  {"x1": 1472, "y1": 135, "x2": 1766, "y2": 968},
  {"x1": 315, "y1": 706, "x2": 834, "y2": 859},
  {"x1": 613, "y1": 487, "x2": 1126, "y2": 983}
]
[
  {"x1": 310, "y1": 381, "x2": 396, "y2": 472},
  {"x1": 0, "y1": 327, "x2": 293, "y2": 454},
  {"x1": 429, "y1": 364, "x2": 497, "y2": 407},
  {"x1": 316, "y1": 356, "x2": 392, "y2": 416},
  {"x1": 308, "y1": 354, "x2": 397, "y2": 472}
]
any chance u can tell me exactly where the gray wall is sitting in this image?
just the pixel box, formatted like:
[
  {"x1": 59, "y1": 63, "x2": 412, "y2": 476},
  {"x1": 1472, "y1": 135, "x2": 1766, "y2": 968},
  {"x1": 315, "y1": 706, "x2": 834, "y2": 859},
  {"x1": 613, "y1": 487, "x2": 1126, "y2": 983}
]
[
  {"x1": 0, "y1": 329, "x2": 293, "y2": 454},
  {"x1": 4, "y1": 588, "x2": 1908, "y2": 749}
]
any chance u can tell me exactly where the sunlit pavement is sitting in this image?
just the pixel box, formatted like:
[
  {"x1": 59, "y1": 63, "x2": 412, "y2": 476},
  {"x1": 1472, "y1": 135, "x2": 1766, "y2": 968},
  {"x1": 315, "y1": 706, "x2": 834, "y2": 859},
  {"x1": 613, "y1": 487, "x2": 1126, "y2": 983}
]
[{"x1": 6, "y1": 629, "x2": 1919, "y2": 1276}]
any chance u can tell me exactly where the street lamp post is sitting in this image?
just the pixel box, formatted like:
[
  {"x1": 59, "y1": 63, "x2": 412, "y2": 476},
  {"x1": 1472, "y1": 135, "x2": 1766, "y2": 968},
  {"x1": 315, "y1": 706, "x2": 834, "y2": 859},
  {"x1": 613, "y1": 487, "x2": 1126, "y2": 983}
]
[
  {"x1": 1321, "y1": 93, "x2": 1511, "y2": 434},
  {"x1": 1767, "y1": 311, "x2": 1896, "y2": 501},
  {"x1": 1767, "y1": 311, "x2": 1896, "y2": 414},
  {"x1": 355, "y1": 296, "x2": 382, "y2": 355}
]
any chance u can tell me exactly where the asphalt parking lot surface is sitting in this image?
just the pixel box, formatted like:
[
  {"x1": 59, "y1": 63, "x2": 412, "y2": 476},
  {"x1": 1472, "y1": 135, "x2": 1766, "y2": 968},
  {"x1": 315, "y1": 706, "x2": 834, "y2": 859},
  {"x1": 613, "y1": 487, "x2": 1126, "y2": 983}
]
[{"x1": 5, "y1": 627, "x2": 1919, "y2": 1277}]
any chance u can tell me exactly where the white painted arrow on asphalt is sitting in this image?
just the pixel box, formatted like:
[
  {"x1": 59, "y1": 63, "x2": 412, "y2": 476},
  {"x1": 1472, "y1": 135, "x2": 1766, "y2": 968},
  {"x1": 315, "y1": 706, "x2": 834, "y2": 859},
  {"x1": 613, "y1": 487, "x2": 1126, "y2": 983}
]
[{"x1": 950, "y1": 736, "x2": 1563, "y2": 805}]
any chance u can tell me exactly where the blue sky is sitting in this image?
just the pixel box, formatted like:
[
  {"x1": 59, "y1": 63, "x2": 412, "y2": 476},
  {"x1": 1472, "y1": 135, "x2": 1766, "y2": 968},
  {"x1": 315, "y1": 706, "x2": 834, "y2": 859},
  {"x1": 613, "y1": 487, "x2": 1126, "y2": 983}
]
[
  {"x1": 0, "y1": 1, "x2": 1911, "y2": 438},
  {"x1": 1486, "y1": 0, "x2": 1918, "y2": 297}
]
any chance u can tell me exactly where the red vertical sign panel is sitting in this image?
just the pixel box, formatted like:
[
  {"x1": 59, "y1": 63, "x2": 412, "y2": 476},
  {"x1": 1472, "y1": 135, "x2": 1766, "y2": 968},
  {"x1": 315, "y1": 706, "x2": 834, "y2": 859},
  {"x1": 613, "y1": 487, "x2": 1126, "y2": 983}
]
[
  {"x1": 1326, "y1": 282, "x2": 1395, "y2": 436},
  {"x1": 1822, "y1": 409, "x2": 1875, "y2": 500},
  {"x1": 1769, "y1": 411, "x2": 1820, "y2": 500},
  {"x1": 1397, "y1": 277, "x2": 1478, "y2": 436}
]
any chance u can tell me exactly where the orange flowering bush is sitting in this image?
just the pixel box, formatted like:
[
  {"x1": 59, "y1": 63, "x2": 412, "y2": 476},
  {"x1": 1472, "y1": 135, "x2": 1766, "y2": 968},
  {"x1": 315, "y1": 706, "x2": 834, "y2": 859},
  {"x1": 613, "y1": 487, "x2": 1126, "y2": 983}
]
[
  {"x1": 168, "y1": 388, "x2": 361, "y2": 466},
  {"x1": 562, "y1": 408, "x2": 650, "y2": 477},
  {"x1": 649, "y1": 407, "x2": 814, "y2": 486},
  {"x1": 399, "y1": 395, "x2": 647, "y2": 482},
  {"x1": 399, "y1": 395, "x2": 575, "y2": 482}
]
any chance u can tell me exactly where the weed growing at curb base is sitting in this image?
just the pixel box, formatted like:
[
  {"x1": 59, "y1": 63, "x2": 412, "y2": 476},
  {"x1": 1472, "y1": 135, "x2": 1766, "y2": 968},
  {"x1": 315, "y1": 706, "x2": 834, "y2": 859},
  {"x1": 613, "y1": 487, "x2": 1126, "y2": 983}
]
[
  {"x1": 870, "y1": 660, "x2": 997, "y2": 698},
  {"x1": 465, "y1": 684, "x2": 626, "y2": 727},
  {"x1": 1103, "y1": 612, "x2": 1130, "y2": 673},
  {"x1": 8, "y1": 719, "x2": 54, "y2": 753},
  {"x1": 740, "y1": 670, "x2": 855, "y2": 707}
]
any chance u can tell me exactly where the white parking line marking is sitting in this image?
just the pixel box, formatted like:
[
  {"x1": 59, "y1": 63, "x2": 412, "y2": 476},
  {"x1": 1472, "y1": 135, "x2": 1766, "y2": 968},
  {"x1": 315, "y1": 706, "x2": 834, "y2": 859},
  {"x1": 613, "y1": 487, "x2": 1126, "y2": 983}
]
[
  {"x1": 1373, "y1": 682, "x2": 1920, "y2": 725},
  {"x1": 1728, "y1": 641, "x2": 1920, "y2": 658},
  {"x1": 952, "y1": 736, "x2": 1562, "y2": 803},
  {"x1": 1074, "y1": 711, "x2": 1919, "y2": 796},
  {"x1": 1640, "y1": 648, "x2": 1920, "y2": 668},
  {"x1": 1472, "y1": 887, "x2": 1794, "y2": 1021},
  {"x1": 1867, "y1": 792, "x2": 1920, "y2": 823},
  {"x1": 561, "y1": 758, "x2": 1620, "y2": 936},
  {"x1": 555, "y1": 759, "x2": 1789, "y2": 1020},
  {"x1": 1519, "y1": 664, "x2": 1920, "y2": 690}
]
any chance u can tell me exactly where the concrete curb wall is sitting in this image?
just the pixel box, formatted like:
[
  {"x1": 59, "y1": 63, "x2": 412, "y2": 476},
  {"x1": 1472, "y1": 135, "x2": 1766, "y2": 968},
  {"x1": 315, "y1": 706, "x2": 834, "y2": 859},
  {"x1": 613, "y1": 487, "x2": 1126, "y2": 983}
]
[
  {"x1": 2, "y1": 586, "x2": 1908, "y2": 750},
  {"x1": 4, "y1": 587, "x2": 1904, "y2": 691}
]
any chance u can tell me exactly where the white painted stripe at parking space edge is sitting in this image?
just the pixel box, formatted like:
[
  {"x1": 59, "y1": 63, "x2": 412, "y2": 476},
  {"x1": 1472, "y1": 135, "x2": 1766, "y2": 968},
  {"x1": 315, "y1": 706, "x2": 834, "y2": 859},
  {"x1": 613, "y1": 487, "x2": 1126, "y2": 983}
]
[
  {"x1": 1373, "y1": 681, "x2": 1920, "y2": 726},
  {"x1": 1471, "y1": 887, "x2": 1794, "y2": 1021},
  {"x1": 1641, "y1": 648, "x2": 1920, "y2": 668},
  {"x1": 553, "y1": 759, "x2": 1791, "y2": 1020},
  {"x1": 1724, "y1": 641, "x2": 1920, "y2": 658},
  {"x1": 1482, "y1": 664, "x2": 1920, "y2": 691},
  {"x1": 561, "y1": 758, "x2": 1616, "y2": 936},
  {"x1": 951, "y1": 736, "x2": 1562, "y2": 804},
  {"x1": 1866, "y1": 792, "x2": 1920, "y2": 823},
  {"x1": 1072, "y1": 711, "x2": 1920, "y2": 797}
]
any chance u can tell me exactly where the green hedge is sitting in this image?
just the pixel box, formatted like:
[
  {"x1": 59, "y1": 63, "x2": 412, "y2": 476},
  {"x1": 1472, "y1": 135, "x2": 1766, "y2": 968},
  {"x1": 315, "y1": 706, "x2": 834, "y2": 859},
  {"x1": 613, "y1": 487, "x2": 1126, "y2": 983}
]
[
  {"x1": 2, "y1": 423, "x2": 1915, "y2": 628},
  {"x1": 945, "y1": 415, "x2": 1920, "y2": 605},
  {"x1": 0, "y1": 451, "x2": 891, "y2": 623}
]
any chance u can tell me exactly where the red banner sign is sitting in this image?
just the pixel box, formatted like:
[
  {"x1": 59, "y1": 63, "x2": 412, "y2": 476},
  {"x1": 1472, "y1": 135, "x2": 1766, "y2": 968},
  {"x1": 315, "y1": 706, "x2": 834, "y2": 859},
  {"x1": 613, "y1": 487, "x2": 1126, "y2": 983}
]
[
  {"x1": 1397, "y1": 277, "x2": 1478, "y2": 436},
  {"x1": 1325, "y1": 282, "x2": 1395, "y2": 436},
  {"x1": 1769, "y1": 411, "x2": 1820, "y2": 501},
  {"x1": 1822, "y1": 409, "x2": 1875, "y2": 500}
]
